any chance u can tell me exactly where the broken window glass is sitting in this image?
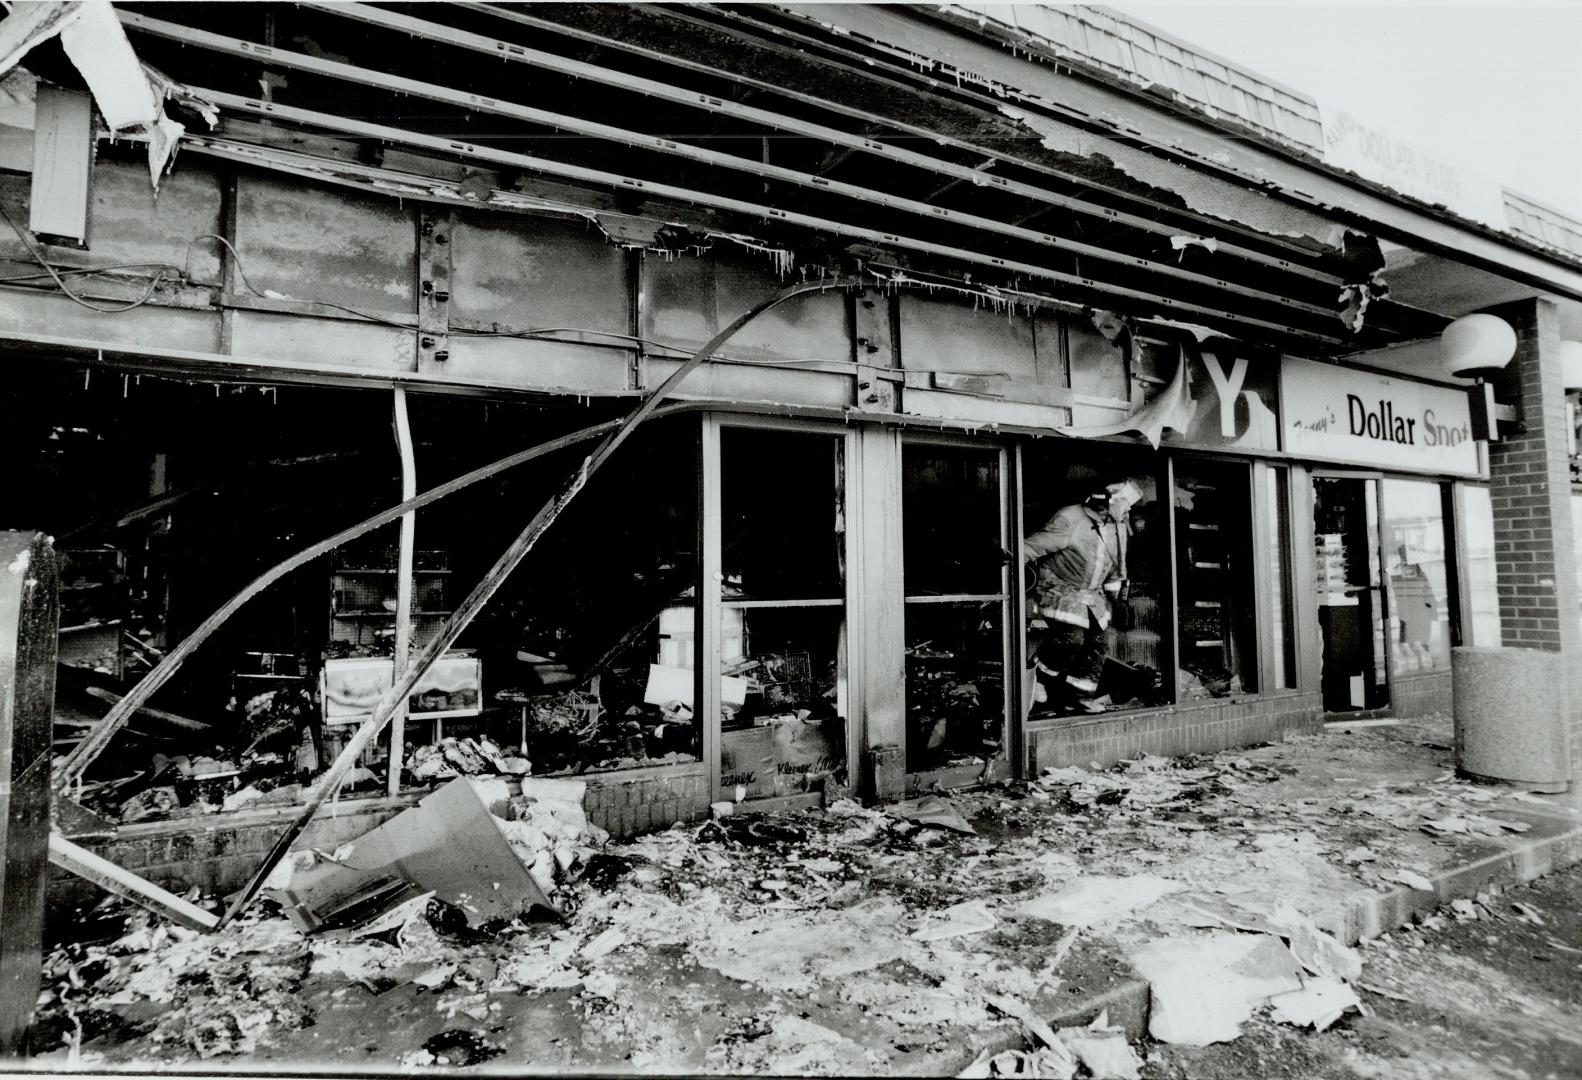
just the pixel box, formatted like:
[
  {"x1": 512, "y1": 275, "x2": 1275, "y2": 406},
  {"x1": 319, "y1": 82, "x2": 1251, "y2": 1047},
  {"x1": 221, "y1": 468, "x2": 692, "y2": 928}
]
[
  {"x1": 717, "y1": 427, "x2": 848, "y2": 799},
  {"x1": 1381, "y1": 478, "x2": 1452, "y2": 672},
  {"x1": 902, "y1": 441, "x2": 1009, "y2": 771}
]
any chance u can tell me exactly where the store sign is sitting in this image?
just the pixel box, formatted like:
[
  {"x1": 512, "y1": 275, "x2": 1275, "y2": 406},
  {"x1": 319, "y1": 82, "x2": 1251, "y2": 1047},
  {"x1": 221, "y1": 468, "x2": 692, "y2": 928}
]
[
  {"x1": 1178, "y1": 347, "x2": 1280, "y2": 451},
  {"x1": 1319, "y1": 105, "x2": 1507, "y2": 230},
  {"x1": 1281, "y1": 357, "x2": 1481, "y2": 476}
]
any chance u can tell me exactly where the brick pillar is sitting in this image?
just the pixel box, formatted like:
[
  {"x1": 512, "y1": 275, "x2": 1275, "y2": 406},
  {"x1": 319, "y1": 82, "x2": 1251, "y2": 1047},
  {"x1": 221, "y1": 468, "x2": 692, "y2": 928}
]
[{"x1": 1484, "y1": 297, "x2": 1582, "y2": 780}]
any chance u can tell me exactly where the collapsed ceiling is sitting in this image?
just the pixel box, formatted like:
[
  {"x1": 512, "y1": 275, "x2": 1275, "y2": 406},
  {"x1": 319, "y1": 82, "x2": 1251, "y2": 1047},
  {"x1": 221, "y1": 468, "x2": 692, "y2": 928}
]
[{"x1": 8, "y1": 1, "x2": 1577, "y2": 358}]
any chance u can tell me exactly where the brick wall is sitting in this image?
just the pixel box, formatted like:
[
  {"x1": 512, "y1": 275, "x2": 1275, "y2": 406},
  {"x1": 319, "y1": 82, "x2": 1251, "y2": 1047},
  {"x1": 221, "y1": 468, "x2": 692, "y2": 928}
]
[
  {"x1": 1485, "y1": 298, "x2": 1582, "y2": 778},
  {"x1": 582, "y1": 762, "x2": 710, "y2": 839},
  {"x1": 1025, "y1": 692, "x2": 1325, "y2": 771},
  {"x1": 1391, "y1": 670, "x2": 1454, "y2": 718}
]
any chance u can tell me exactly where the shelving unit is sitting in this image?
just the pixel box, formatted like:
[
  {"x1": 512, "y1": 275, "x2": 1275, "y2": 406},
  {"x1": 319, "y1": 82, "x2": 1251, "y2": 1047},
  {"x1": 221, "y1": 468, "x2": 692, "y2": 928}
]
[
  {"x1": 58, "y1": 547, "x2": 129, "y2": 678},
  {"x1": 329, "y1": 549, "x2": 451, "y2": 653},
  {"x1": 1174, "y1": 477, "x2": 1236, "y2": 684}
]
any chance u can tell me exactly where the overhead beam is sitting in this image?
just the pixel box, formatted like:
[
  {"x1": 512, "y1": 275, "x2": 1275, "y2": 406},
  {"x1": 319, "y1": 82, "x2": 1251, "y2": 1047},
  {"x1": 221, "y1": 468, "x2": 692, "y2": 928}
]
[
  {"x1": 288, "y1": 2, "x2": 1343, "y2": 288},
  {"x1": 461, "y1": 2, "x2": 1350, "y2": 287},
  {"x1": 736, "y1": 2, "x2": 1582, "y2": 305},
  {"x1": 177, "y1": 85, "x2": 1351, "y2": 347},
  {"x1": 119, "y1": 12, "x2": 1345, "y2": 326}
]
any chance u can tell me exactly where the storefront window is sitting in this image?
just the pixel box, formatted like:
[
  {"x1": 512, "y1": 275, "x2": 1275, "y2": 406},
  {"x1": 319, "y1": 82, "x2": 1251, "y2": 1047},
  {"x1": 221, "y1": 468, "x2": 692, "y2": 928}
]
[
  {"x1": 1265, "y1": 466, "x2": 1298, "y2": 688},
  {"x1": 716, "y1": 427, "x2": 848, "y2": 799},
  {"x1": 1380, "y1": 478, "x2": 1452, "y2": 672},
  {"x1": 1021, "y1": 445, "x2": 1169, "y2": 716},
  {"x1": 1462, "y1": 486, "x2": 1501, "y2": 647},
  {"x1": 902, "y1": 442, "x2": 1008, "y2": 772},
  {"x1": 468, "y1": 417, "x2": 703, "y2": 775},
  {"x1": 1174, "y1": 460, "x2": 1258, "y2": 699}
]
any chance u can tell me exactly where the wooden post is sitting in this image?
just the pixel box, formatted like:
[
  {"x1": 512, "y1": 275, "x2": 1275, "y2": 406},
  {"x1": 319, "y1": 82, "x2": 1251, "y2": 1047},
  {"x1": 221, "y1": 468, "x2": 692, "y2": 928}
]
[
  {"x1": 389, "y1": 387, "x2": 416, "y2": 794},
  {"x1": 1, "y1": 532, "x2": 58, "y2": 1055}
]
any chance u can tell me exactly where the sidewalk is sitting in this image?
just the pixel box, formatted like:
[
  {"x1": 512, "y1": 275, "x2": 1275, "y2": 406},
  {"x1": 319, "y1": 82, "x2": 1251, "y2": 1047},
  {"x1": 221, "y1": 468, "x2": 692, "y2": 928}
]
[{"x1": 26, "y1": 713, "x2": 1582, "y2": 1075}]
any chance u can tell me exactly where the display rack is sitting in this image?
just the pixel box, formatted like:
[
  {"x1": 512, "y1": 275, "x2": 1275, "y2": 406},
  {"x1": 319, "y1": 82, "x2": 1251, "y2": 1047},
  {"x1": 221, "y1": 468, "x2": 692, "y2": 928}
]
[
  {"x1": 1174, "y1": 476, "x2": 1236, "y2": 685},
  {"x1": 329, "y1": 548, "x2": 451, "y2": 653}
]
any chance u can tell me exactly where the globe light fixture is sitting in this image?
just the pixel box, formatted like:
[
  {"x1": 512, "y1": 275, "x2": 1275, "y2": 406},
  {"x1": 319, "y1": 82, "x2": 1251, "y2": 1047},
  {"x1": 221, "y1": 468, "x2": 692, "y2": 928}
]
[{"x1": 1440, "y1": 314, "x2": 1517, "y2": 379}]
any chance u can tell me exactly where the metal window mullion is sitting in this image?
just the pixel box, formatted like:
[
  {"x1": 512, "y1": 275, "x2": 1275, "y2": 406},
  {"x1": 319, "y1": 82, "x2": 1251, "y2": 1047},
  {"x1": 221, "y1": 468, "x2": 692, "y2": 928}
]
[
  {"x1": 698, "y1": 413, "x2": 722, "y2": 804},
  {"x1": 388, "y1": 387, "x2": 416, "y2": 793},
  {"x1": 1163, "y1": 454, "x2": 1181, "y2": 705},
  {"x1": 1250, "y1": 460, "x2": 1276, "y2": 694},
  {"x1": 1445, "y1": 482, "x2": 1469, "y2": 649}
]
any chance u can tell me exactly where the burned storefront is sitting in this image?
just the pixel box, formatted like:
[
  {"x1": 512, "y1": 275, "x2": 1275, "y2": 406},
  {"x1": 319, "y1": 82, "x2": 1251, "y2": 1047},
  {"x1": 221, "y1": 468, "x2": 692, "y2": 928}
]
[{"x1": 2, "y1": 0, "x2": 1580, "y2": 936}]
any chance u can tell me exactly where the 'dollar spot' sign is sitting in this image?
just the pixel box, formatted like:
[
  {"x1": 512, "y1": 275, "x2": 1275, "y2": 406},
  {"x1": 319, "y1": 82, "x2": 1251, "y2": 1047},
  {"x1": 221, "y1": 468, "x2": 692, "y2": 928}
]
[{"x1": 1280, "y1": 357, "x2": 1480, "y2": 477}]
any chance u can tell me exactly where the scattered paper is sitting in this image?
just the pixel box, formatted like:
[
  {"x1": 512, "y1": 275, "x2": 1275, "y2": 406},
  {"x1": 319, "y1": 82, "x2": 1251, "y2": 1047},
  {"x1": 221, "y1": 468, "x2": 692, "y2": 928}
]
[
  {"x1": 1056, "y1": 1012, "x2": 1142, "y2": 1079},
  {"x1": 1268, "y1": 977, "x2": 1360, "y2": 1031},
  {"x1": 1021, "y1": 875, "x2": 1182, "y2": 929},
  {"x1": 913, "y1": 901, "x2": 997, "y2": 942}
]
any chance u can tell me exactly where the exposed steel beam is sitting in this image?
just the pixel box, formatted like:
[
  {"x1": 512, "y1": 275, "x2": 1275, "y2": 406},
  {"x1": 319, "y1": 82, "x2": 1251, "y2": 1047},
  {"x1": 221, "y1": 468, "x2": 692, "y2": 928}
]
[
  {"x1": 119, "y1": 11, "x2": 1347, "y2": 326},
  {"x1": 293, "y1": 1, "x2": 1345, "y2": 288},
  {"x1": 461, "y1": 2, "x2": 1352, "y2": 287},
  {"x1": 179, "y1": 84, "x2": 1352, "y2": 347}
]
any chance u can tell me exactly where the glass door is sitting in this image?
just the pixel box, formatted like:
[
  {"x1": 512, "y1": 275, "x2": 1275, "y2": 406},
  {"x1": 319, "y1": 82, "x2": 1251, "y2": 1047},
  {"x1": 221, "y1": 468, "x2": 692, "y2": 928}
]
[
  {"x1": 901, "y1": 439, "x2": 1011, "y2": 775},
  {"x1": 1312, "y1": 475, "x2": 1390, "y2": 711}
]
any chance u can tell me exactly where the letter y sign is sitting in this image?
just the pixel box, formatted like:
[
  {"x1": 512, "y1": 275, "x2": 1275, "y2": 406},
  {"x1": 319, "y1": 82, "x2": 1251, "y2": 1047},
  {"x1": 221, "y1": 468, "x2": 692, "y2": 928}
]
[{"x1": 1201, "y1": 351, "x2": 1249, "y2": 438}]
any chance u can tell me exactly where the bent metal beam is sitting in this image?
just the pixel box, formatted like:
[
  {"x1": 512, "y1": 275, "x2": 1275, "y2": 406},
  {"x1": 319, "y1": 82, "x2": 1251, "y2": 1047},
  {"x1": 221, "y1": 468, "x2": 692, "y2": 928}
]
[
  {"x1": 117, "y1": 11, "x2": 1346, "y2": 328},
  {"x1": 176, "y1": 86, "x2": 1348, "y2": 347}
]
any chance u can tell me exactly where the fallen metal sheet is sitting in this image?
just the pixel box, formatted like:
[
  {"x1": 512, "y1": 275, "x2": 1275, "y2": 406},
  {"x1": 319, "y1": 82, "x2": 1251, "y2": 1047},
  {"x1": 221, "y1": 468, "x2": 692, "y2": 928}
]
[{"x1": 268, "y1": 777, "x2": 556, "y2": 931}]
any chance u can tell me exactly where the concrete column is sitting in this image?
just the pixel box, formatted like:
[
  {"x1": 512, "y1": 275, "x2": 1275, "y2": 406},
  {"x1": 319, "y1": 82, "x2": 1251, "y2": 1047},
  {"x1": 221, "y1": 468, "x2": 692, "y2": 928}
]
[
  {"x1": 854, "y1": 426, "x2": 907, "y2": 800},
  {"x1": 1484, "y1": 297, "x2": 1582, "y2": 780}
]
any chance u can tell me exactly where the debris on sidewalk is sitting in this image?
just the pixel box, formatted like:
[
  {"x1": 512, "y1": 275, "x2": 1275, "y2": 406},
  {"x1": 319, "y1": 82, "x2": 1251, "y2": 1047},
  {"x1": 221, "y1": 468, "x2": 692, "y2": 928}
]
[
  {"x1": 267, "y1": 776, "x2": 600, "y2": 931},
  {"x1": 32, "y1": 712, "x2": 1568, "y2": 1074},
  {"x1": 913, "y1": 900, "x2": 997, "y2": 942},
  {"x1": 889, "y1": 794, "x2": 977, "y2": 835},
  {"x1": 1266, "y1": 977, "x2": 1361, "y2": 1031},
  {"x1": 1020, "y1": 875, "x2": 1182, "y2": 929},
  {"x1": 1129, "y1": 931, "x2": 1304, "y2": 1045},
  {"x1": 1057, "y1": 1012, "x2": 1143, "y2": 1079}
]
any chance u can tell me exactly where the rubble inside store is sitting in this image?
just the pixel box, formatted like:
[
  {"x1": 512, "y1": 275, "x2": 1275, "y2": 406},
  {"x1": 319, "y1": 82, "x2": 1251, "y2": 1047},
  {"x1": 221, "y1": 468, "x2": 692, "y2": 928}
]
[{"x1": 33, "y1": 715, "x2": 1573, "y2": 1075}]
